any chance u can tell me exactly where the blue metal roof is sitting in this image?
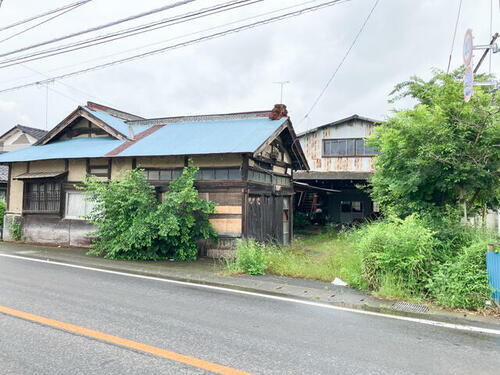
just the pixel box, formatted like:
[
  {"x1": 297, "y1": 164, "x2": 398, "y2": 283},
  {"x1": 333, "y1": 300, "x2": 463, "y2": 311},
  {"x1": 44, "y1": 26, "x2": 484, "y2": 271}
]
[
  {"x1": 0, "y1": 117, "x2": 287, "y2": 162},
  {"x1": 84, "y1": 106, "x2": 130, "y2": 137},
  {"x1": 121, "y1": 117, "x2": 286, "y2": 157},
  {"x1": 0, "y1": 137, "x2": 124, "y2": 162}
]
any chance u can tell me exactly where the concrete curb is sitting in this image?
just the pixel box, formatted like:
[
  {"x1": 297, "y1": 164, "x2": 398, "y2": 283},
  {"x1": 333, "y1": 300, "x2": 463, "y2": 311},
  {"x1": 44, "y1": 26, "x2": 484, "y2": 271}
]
[{"x1": 4, "y1": 251, "x2": 500, "y2": 330}]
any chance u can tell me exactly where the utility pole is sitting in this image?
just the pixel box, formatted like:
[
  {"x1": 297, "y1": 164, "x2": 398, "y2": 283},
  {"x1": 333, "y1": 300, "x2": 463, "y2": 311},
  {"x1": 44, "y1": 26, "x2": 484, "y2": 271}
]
[
  {"x1": 474, "y1": 33, "x2": 499, "y2": 73},
  {"x1": 273, "y1": 81, "x2": 290, "y2": 104},
  {"x1": 37, "y1": 80, "x2": 54, "y2": 129}
]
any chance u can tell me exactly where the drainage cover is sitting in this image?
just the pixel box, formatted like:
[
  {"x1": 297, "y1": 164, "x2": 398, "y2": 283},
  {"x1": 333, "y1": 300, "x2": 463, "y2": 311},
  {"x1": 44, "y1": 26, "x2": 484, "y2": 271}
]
[{"x1": 391, "y1": 301, "x2": 429, "y2": 313}]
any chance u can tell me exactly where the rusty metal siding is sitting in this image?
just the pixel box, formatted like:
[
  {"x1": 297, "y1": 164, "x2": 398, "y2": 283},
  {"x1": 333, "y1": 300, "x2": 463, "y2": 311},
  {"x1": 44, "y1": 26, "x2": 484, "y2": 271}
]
[{"x1": 299, "y1": 119, "x2": 376, "y2": 172}]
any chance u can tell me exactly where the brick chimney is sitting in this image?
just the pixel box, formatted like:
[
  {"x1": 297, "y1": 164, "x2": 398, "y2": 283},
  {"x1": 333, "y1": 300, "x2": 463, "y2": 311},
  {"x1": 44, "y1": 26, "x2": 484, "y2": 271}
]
[{"x1": 269, "y1": 104, "x2": 288, "y2": 120}]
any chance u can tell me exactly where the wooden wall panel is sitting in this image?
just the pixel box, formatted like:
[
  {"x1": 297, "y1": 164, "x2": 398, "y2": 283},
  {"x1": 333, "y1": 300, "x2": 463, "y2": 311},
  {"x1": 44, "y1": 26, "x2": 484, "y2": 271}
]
[
  {"x1": 215, "y1": 205, "x2": 242, "y2": 214},
  {"x1": 209, "y1": 218, "x2": 242, "y2": 235}
]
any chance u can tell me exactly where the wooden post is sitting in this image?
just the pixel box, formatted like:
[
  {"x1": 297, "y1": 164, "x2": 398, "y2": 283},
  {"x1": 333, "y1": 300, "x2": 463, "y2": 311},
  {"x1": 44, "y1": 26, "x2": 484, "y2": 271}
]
[
  {"x1": 487, "y1": 243, "x2": 497, "y2": 252},
  {"x1": 107, "y1": 158, "x2": 112, "y2": 180},
  {"x1": 5, "y1": 163, "x2": 11, "y2": 212}
]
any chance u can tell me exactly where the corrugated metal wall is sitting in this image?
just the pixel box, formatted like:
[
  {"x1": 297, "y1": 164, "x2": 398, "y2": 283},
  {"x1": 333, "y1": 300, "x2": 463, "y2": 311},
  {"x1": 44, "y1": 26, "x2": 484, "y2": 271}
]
[{"x1": 486, "y1": 251, "x2": 500, "y2": 304}]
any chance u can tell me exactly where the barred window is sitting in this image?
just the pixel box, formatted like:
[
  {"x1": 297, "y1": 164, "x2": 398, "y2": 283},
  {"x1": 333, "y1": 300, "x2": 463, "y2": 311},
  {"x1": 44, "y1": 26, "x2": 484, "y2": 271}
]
[
  {"x1": 248, "y1": 170, "x2": 272, "y2": 184},
  {"x1": 23, "y1": 181, "x2": 61, "y2": 213}
]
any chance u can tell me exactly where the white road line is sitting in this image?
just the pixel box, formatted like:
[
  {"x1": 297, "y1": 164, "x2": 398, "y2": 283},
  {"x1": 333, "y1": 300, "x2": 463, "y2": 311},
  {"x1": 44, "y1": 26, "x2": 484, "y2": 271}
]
[{"x1": 1, "y1": 252, "x2": 499, "y2": 336}]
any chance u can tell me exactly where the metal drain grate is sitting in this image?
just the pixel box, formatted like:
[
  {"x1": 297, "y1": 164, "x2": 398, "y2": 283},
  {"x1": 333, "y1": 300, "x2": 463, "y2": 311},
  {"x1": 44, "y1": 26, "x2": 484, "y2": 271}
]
[{"x1": 391, "y1": 301, "x2": 429, "y2": 313}]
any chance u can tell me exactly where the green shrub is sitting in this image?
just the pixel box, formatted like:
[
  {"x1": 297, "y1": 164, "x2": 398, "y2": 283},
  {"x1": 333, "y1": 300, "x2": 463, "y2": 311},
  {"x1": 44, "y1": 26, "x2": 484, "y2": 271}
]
[
  {"x1": 421, "y1": 212, "x2": 479, "y2": 262},
  {"x1": 81, "y1": 164, "x2": 217, "y2": 261},
  {"x1": 0, "y1": 200, "x2": 5, "y2": 228},
  {"x1": 9, "y1": 216, "x2": 22, "y2": 241},
  {"x1": 293, "y1": 212, "x2": 310, "y2": 229},
  {"x1": 228, "y1": 239, "x2": 267, "y2": 275},
  {"x1": 428, "y1": 232, "x2": 493, "y2": 310},
  {"x1": 356, "y1": 215, "x2": 436, "y2": 294}
]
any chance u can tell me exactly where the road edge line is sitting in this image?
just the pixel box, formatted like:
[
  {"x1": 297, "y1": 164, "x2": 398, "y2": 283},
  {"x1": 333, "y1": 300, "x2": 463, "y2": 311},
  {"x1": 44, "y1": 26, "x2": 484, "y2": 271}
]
[{"x1": 1, "y1": 252, "x2": 499, "y2": 336}]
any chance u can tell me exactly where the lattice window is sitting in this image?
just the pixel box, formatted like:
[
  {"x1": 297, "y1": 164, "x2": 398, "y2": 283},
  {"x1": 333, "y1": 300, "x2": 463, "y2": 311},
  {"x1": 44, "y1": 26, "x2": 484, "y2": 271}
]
[{"x1": 23, "y1": 181, "x2": 61, "y2": 213}]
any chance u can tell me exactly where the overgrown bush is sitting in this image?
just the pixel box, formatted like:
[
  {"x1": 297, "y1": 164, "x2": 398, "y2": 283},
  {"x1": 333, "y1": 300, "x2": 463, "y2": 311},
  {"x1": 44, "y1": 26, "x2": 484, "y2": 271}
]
[
  {"x1": 8, "y1": 216, "x2": 22, "y2": 241},
  {"x1": 0, "y1": 200, "x2": 6, "y2": 228},
  {"x1": 428, "y1": 232, "x2": 494, "y2": 310},
  {"x1": 421, "y1": 211, "x2": 479, "y2": 262},
  {"x1": 227, "y1": 239, "x2": 267, "y2": 275},
  {"x1": 355, "y1": 215, "x2": 436, "y2": 294},
  {"x1": 82, "y1": 164, "x2": 217, "y2": 261},
  {"x1": 354, "y1": 214, "x2": 497, "y2": 309}
]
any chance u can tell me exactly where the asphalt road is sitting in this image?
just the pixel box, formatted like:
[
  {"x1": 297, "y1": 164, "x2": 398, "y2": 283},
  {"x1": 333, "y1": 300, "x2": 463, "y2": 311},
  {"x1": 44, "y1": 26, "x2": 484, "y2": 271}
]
[{"x1": 0, "y1": 256, "x2": 499, "y2": 375}]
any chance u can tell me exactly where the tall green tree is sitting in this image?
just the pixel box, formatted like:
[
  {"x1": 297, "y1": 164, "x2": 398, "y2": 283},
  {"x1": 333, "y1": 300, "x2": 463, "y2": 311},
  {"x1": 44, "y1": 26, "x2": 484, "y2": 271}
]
[{"x1": 368, "y1": 69, "x2": 500, "y2": 218}]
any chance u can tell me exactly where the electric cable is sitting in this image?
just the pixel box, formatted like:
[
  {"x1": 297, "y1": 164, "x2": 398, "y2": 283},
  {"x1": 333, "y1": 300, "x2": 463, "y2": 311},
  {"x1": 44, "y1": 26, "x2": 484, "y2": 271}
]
[
  {"x1": 0, "y1": 0, "x2": 264, "y2": 68},
  {"x1": 0, "y1": 1, "x2": 91, "y2": 44},
  {"x1": 0, "y1": 1, "x2": 92, "y2": 32},
  {"x1": 0, "y1": 0, "x2": 347, "y2": 94},
  {"x1": 300, "y1": 0, "x2": 380, "y2": 123},
  {"x1": 0, "y1": 0, "x2": 333, "y2": 86},
  {"x1": 446, "y1": 0, "x2": 463, "y2": 73},
  {"x1": 0, "y1": 0, "x2": 197, "y2": 59}
]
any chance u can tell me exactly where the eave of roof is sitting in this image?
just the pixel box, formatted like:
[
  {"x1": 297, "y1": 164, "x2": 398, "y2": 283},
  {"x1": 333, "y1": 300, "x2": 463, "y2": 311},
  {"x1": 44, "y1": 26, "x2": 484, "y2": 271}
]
[
  {"x1": 14, "y1": 171, "x2": 67, "y2": 180},
  {"x1": 297, "y1": 114, "x2": 381, "y2": 138},
  {"x1": 0, "y1": 137, "x2": 125, "y2": 162}
]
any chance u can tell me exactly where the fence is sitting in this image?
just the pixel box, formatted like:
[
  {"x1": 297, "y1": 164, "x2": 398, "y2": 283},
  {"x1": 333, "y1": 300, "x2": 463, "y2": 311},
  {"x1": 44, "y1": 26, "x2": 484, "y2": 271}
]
[{"x1": 487, "y1": 243, "x2": 500, "y2": 304}]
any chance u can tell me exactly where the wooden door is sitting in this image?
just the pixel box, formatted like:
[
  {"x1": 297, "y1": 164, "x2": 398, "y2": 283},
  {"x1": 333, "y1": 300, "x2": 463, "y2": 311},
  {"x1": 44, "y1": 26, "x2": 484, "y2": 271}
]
[{"x1": 247, "y1": 195, "x2": 283, "y2": 243}]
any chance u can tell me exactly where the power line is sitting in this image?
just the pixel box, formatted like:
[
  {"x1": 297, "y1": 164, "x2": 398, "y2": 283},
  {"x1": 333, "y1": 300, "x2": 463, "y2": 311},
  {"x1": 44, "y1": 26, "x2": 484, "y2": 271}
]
[
  {"x1": 0, "y1": 0, "x2": 346, "y2": 93},
  {"x1": 0, "y1": 1, "x2": 92, "y2": 33},
  {"x1": 0, "y1": 0, "x2": 330, "y2": 86},
  {"x1": 0, "y1": 0, "x2": 264, "y2": 68},
  {"x1": 0, "y1": 0, "x2": 347, "y2": 94},
  {"x1": 20, "y1": 64, "x2": 115, "y2": 107},
  {"x1": 0, "y1": 0, "x2": 197, "y2": 60},
  {"x1": 300, "y1": 0, "x2": 380, "y2": 123},
  {"x1": 446, "y1": 0, "x2": 463, "y2": 73},
  {"x1": 0, "y1": 1, "x2": 91, "y2": 44}
]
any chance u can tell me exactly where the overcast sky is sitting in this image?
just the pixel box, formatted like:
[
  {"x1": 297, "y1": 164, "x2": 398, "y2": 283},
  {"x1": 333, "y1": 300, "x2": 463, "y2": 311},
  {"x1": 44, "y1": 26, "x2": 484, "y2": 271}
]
[{"x1": 0, "y1": 0, "x2": 498, "y2": 135}]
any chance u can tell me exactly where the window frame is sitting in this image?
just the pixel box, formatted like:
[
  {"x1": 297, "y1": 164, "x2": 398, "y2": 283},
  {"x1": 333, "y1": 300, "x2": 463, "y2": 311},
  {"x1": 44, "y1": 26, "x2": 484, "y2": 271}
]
[
  {"x1": 64, "y1": 191, "x2": 98, "y2": 220},
  {"x1": 87, "y1": 159, "x2": 111, "y2": 178},
  {"x1": 23, "y1": 179, "x2": 63, "y2": 214},
  {"x1": 322, "y1": 138, "x2": 378, "y2": 157},
  {"x1": 340, "y1": 200, "x2": 364, "y2": 214}
]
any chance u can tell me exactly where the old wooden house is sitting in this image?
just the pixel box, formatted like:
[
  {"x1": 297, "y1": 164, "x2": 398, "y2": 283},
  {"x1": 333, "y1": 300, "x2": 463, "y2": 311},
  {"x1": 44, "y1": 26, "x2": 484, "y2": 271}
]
[
  {"x1": 0, "y1": 103, "x2": 308, "y2": 256},
  {"x1": 295, "y1": 115, "x2": 380, "y2": 224},
  {"x1": 0, "y1": 125, "x2": 48, "y2": 201}
]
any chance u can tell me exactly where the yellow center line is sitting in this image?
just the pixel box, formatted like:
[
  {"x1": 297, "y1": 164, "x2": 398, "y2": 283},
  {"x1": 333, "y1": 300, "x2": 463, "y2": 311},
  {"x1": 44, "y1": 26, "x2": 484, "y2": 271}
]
[{"x1": 0, "y1": 304, "x2": 251, "y2": 375}]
